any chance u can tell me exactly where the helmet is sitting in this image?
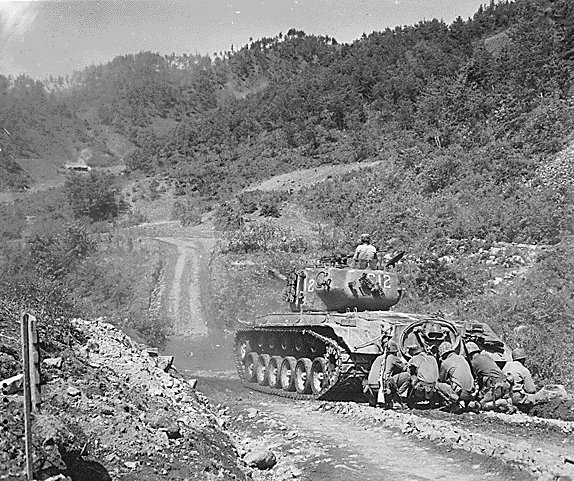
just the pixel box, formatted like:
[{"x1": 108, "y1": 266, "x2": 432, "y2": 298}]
[
  {"x1": 410, "y1": 345, "x2": 423, "y2": 356},
  {"x1": 360, "y1": 233, "x2": 371, "y2": 242},
  {"x1": 512, "y1": 348, "x2": 527, "y2": 361},
  {"x1": 465, "y1": 342, "x2": 481, "y2": 356},
  {"x1": 387, "y1": 340, "x2": 399, "y2": 354},
  {"x1": 438, "y1": 341, "x2": 454, "y2": 358}
]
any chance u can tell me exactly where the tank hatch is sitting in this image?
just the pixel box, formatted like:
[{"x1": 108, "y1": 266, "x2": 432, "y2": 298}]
[{"x1": 285, "y1": 267, "x2": 402, "y2": 313}]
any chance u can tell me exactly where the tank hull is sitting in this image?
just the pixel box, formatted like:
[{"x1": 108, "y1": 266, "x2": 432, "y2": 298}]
[{"x1": 234, "y1": 311, "x2": 511, "y2": 401}]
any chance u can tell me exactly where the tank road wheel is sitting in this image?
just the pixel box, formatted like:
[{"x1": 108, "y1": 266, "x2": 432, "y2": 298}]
[
  {"x1": 244, "y1": 352, "x2": 259, "y2": 383},
  {"x1": 237, "y1": 337, "x2": 252, "y2": 362},
  {"x1": 280, "y1": 356, "x2": 297, "y2": 392},
  {"x1": 256, "y1": 354, "x2": 271, "y2": 385},
  {"x1": 295, "y1": 358, "x2": 312, "y2": 395},
  {"x1": 267, "y1": 356, "x2": 283, "y2": 389},
  {"x1": 310, "y1": 357, "x2": 329, "y2": 395}
]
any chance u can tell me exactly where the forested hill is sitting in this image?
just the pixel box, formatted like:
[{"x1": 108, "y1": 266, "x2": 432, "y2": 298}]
[{"x1": 2, "y1": 0, "x2": 574, "y2": 240}]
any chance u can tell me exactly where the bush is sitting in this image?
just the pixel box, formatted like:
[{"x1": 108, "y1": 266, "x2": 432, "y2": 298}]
[
  {"x1": 467, "y1": 238, "x2": 574, "y2": 388},
  {"x1": 214, "y1": 201, "x2": 245, "y2": 231},
  {"x1": 411, "y1": 254, "x2": 468, "y2": 301},
  {"x1": 223, "y1": 221, "x2": 309, "y2": 253},
  {"x1": 27, "y1": 222, "x2": 95, "y2": 279},
  {"x1": 260, "y1": 202, "x2": 281, "y2": 217},
  {"x1": 172, "y1": 197, "x2": 203, "y2": 226},
  {"x1": 64, "y1": 172, "x2": 127, "y2": 222}
]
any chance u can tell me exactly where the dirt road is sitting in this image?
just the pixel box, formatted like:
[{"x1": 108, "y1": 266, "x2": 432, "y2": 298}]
[
  {"x1": 199, "y1": 375, "x2": 532, "y2": 481},
  {"x1": 155, "y1": 235, "x2": 217, "y2": 338}
]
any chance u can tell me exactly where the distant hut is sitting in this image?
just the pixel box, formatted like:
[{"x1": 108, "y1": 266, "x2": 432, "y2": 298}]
[{"x1": 65, "y1": 148, "x2": 92, "y2": 172}]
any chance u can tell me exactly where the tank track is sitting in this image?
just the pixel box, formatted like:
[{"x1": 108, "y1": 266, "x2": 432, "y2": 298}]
[{"x1": 234, "y1": 327, "x2": 366, "y2": 401}]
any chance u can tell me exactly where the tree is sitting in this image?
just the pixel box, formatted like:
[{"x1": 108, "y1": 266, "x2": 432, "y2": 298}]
[{"x1": 64, "y1": 172, "x2": 126, "y2": 222}]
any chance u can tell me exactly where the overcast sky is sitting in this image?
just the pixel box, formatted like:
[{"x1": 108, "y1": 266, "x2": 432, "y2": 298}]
[{"x1": 0, "y1": 0, "x2": 487, "y2": 80}]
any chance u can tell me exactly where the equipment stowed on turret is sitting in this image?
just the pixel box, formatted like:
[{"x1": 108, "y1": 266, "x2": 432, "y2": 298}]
[{"x1": 234, "y1": 253, "x2": 511, "y2": 401}]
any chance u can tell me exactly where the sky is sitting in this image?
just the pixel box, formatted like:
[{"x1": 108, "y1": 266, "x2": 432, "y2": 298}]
[{"x1": 0, "y1": 0, "x2": 488, "y2": 80}]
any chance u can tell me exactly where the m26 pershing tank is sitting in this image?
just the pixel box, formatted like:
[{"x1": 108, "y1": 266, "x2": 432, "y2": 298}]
[{"x1": 234, "y1": 258, "x2": 510, "y2": 401}]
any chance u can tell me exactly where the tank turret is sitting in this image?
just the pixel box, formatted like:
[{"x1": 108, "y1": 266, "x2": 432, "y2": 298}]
[{"x1": 284, "y1": 266, "x2": 402, "y2": 312}]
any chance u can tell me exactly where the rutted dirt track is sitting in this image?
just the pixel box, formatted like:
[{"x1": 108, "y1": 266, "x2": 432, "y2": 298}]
[
  {"x1": 152, "y1": 228, "x2": 574, "y2": 481},
  {"x1": 155, "y1": 236, "x2": 216, "y2": 338}
]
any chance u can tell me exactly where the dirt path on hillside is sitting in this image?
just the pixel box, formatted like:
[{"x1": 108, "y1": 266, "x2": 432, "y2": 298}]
[
  {"x1": 246, "y1": 160, "x2": 384, "y2": 192},
  {"x1": 155, "y1": 236, "x2": 216, "y2": 338}
]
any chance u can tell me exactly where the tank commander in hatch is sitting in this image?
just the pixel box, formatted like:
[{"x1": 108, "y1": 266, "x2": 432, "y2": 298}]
[{"x1": 353, "y1": 233, "x2": 377, "y2": 269}]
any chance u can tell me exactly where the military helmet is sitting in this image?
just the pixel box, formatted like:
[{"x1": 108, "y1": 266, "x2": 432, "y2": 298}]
[
  {"x1": 512, "y1": 348, "x2": 527, "y2": 361},
  {"x1": 387, "y1": 340, "x2": 399, "y2": 354},
  {"x1": 410, "y1": 345, "x2": 424, "y2": 356},
  {"x1": 465, "y1": 341, "x2": 481, "y2": 356},
  {"x1": 438, "y1": 341, "x2": 454, "y2": 358}
]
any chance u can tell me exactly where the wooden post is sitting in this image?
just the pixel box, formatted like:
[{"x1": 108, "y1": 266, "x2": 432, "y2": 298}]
[
  {"x1": 27, "y1": 315, "x2": 41, "y2": 412},
  {"x1": 21, "y1": 313, "x2": 34, "y2": 481}
]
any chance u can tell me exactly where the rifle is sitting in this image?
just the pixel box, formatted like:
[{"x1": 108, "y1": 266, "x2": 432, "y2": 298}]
[{"x1": 376, "y1": 341, "x2": 390, "y2": 406}]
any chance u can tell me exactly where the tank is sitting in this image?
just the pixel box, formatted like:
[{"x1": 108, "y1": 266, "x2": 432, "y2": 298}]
[{"x1": 234, "y1": 257, "x2": 511, "y2": 401}]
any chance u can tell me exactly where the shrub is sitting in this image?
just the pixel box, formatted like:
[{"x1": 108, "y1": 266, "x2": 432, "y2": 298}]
[
  {"x1": 64, "y1": 172, "x2": 127, "y2": 222},
  {"x1": 172, "y1": 197, "x2": 203, "y2": 226},
  {"x1": 214, "y1": 201, "x2": 245, "y2": 231},
  {"x1": 223, "y1": 221, "x2": 309, "y2": 253},
  {"x1": 259, "y1": 202, "x2": 280, "y2": 217},
  {"x1": 27, "y1": 222, "x2": 95, "y2": 279},
  {"x1": 412, "y1": 254, "x2": 468, "y2": 301}
]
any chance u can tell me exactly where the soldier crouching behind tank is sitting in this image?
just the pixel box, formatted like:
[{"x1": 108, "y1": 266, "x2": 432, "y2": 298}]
[
  {"x1": 503, "y1": 348, "x2": 547, "y2": 413},
  {"x1": 466, "y1": 341, "x2": 515, "y2": 413},
  {"x1": 436, "y1": 341, "x2": 477, "y2": 413},
  {"x1": 364, "y1": 340, "x2": 410, "y2": 408},
  {"x1": 405, "y1": 345, "x2": 440, "y2": 409},
  {"x1": 381, "y1": 340, "x2": 411, "y2": 409}
]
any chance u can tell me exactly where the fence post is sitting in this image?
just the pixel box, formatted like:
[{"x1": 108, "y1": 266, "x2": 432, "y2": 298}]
[
  {"x1": 27, "y1": 315, "x2": 41, "y2": 413},
  {"x1": 21, "y1": 313, "x2": 34, "y2": 481}
]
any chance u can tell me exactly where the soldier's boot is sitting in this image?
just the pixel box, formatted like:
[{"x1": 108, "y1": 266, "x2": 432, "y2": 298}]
[
  {"x1": 494, "y1": 398, "x2": 510, "y2": 412},
  {"x1": 467, "y1": 400, "x2": 481, "y2": 413}
]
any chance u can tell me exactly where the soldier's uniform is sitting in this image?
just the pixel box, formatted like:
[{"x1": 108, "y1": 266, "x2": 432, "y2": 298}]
[
  {"x1": 503, "y1": 348, "x2": 546, "y2": 412},
  {"x1": 353, "y1": 234, "x2": 377, "y2": 269},
  {"x1": 407, "y1": 348, "x2": 439, "y2": 404},
  {"x1": 383, "y1": 342, "x2": 410, "y2": 398},
  {"x1": 437, "y1": 342, "x2": 474, "y2": 409},
  {"x1": 466, "y1": 342, "x2": 512, "y2": 410}
]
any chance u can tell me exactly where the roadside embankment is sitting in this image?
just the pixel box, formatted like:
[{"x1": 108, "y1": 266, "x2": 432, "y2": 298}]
[{"x1": 1, "y1": 319, "x2": 249, "y2": 481}]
